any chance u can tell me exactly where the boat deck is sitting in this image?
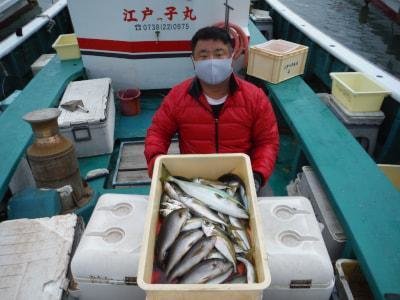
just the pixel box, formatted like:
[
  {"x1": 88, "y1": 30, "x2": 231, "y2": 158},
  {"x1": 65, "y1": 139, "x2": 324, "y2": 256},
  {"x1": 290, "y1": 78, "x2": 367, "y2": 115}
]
[{"x1": 0, "y1": 21, "x2": 399, "y2": 300}]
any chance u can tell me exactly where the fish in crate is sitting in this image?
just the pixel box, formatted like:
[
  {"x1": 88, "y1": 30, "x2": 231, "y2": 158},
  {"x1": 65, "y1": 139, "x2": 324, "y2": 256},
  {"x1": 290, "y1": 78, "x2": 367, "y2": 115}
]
[{"x1": 153, "y1": 173, "x2": 255, "y2": 284}]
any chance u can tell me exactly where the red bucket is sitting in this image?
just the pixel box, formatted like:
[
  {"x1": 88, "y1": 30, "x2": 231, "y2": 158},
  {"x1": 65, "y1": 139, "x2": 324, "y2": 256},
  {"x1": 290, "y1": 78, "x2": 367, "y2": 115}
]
[{"x1": 117, "y1": 89, "x2": 141, "y2": 116}]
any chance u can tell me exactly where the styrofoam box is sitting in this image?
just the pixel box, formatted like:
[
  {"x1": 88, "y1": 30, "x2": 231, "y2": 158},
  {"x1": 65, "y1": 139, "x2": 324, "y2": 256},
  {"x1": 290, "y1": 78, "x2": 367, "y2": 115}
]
[
  {"x1": 298, "y1": 166, "x2": 347, "y2": 261},
  {"x1": 258, "y1": 196, "x2": 334, "y2": 300},
  {"x1": 138, "y1": 154, "x2": 270, "y2": 300},
  {"x1": 0, "y1": 214, "x2": 78, "y2": 300},
  {"x1": 31, "y1": 54, "x2": 55, "y2": 75},
  {"x1": 70, "y1": 194, "x2": 148, "y2": 300},
  {"x1": 58, "y1": 78, "x2": 115, "y2": 157}
]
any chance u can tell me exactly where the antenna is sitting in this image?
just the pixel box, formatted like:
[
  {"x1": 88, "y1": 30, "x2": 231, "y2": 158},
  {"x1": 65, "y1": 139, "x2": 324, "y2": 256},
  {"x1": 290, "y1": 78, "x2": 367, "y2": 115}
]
[{"x1": 224, "y1": 0, "x2": 234, "y2": 30}]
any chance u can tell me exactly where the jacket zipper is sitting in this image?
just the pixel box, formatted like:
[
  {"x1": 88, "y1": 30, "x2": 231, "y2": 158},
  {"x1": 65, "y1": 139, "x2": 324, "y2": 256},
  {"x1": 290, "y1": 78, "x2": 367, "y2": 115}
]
[{"x1": 215, "y1": 118, "x2": 219, "y2": 153}]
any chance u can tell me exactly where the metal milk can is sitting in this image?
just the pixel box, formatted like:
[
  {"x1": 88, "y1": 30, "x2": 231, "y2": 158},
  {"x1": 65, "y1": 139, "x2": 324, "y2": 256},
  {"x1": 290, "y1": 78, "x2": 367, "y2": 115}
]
[{"x1": 23, "y1": 108, "x2": 85, "y2": 211}]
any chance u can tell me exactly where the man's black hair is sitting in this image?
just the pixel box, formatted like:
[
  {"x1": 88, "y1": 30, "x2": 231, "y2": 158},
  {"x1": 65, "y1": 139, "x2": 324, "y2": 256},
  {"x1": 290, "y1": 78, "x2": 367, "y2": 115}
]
[{"x1": 191, "y1": 26, "x2": 233, "y2": 51}]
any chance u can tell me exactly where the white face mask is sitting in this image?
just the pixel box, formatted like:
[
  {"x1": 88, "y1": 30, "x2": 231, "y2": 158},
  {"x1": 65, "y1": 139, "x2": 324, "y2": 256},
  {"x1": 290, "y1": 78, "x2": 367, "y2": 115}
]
[{"x1": 193, "y1": 57, "x2": 233, "y2": 85}]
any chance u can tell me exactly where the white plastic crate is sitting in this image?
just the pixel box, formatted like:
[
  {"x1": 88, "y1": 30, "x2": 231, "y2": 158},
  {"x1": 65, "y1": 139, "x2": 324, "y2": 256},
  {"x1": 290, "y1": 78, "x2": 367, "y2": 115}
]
[
  {"x1": 58, "y1": 78, "x2": 115, "y2": 157},
  {"x1": 70, "y1": 194, "x2": 148, "y2": 300},
  {"x1": 258, "y1": 196, "x2": 334, "y2": 300}
]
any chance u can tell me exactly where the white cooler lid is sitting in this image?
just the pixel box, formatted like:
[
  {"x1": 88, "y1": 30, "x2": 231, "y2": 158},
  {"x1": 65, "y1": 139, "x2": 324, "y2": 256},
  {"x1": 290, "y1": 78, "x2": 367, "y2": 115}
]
[
  {"x1": 258, "y1": 196, "x2": 334, "y2": 288},
  {"x1": 58, "y1": 78, "x2": 111, "y2": 127},
  {"x1": 0, "y1": 214, "x2": 77, "y2": 299},
  {"x1": 71, "y1": 194, "x2": 148, "y2": 282}
]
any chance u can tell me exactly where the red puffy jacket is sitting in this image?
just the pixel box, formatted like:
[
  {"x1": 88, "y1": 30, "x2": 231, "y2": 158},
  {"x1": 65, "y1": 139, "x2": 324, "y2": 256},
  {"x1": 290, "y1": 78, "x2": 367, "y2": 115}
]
[{"x1": 144, "y1": 75, "x2": 279, "y2": 184}]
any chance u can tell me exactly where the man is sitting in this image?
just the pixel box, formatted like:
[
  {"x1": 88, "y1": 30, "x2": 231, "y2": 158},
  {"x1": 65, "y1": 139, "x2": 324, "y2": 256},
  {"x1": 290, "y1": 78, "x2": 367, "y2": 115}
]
[{"x1": 144, "y1": 26, "x2": 279, "y2": 194}]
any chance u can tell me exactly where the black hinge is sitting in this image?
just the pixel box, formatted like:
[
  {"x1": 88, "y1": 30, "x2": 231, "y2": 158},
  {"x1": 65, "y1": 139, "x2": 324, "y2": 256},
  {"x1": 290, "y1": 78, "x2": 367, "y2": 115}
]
[
  {"x1": 290, "y1": 279, "x2": 312, "y2": 289},
  {"x1": 124, "y1": 276, "x2": 137, "y2": 285}
]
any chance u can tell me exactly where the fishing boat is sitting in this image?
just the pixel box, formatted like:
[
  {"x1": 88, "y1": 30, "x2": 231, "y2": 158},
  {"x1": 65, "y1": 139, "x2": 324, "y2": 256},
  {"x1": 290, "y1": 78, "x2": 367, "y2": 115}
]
[
  {"x1": 366, "y1": 0, "x2": 400, "y2": 22},
  {"x1": 0, "y1": 0, "x2": 31, "y2": 23},
  {"x1": 0, "y1": 0, "x2": 70, "y2": 96},
  {"x1": 0, "y1": 0, "x2": 399, "y2": 299}
]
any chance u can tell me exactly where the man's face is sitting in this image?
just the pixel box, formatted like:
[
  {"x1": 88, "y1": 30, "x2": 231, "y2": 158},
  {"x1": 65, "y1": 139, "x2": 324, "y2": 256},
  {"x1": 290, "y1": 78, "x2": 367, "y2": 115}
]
[{"x1": 192, "y1": 39, "x2": 231, "y2": 61}]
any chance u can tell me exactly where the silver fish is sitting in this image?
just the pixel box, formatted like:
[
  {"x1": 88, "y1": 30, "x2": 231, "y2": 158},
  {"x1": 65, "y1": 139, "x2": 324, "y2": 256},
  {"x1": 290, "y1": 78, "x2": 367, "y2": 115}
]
[
  {"x1": 226, "y1": 188, "x2": 236, "y2": 197},
  {"x1": 167, "y1": 176, "x2": 248, "y2": 219},
  {"x1": 239, "y1": 185, "x2": 249, "y2": 211},
  {"x1": 202, "y1": 220, "x2": 237, "y2": 272},
  {"x1": 181, "y1": 218, "x2": 203, "y2": 231},
  {"x1": 225, "y1": 274, "x2": 247, "y2": 283},
  {"x1": 164, "y1": 181, "x2": 181, "y2": 200},
  {"x1": 217, "y1": 212, "x2": 229, "y2": 224},
  {"x1": 160, "y1": 202, "x2": 184, "y2": 211},
  {"x1": 167, "y1": 198, "x2": 187, "y2": 207},
  {"x1": 156, "y1": 208, "x2": 190, "y2": 266},
  {"x1": 218, "y1": 173, "x2": 245, "y2": 187},
  {"x1": 206, "y1": 250, "x2": 226, "y2": 260},
  {"x1": 165, "y1": 230, "x2": 204, "y2": 276},
  {"x1": 159, "y1": 209, "x2": 173, "y2": 217},
  {"x1": 205, "y1": 265, "x2": 234, "y2": 284},
  {"x1": 192, "y1": 178, "x2": 230, "y2": 190},
  {"x1": 229, "y1": 216, "x2": 250, "y2": 251},
  {"x1": 237, "y1": 256, "x2": 256, "y2": 283},
  {"x1": 161, "y1": 194, "x2": 172, "y2": 203},
  {"x1": 180, "y1": 259, "x2": 233, "y2": 284},
  {"x1": 234, "y1": 243, "x2": 246, "y2": 254},
  {"x1": 180, "y1": 196, "x2": 228, "y2": 226},
  {"x1": 168, "y1": 235, "x2": 216, "y2": 282}
]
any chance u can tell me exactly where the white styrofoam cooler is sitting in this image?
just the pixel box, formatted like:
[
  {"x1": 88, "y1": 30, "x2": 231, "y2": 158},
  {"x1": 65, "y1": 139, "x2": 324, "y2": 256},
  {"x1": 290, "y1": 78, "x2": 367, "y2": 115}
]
[
  {"x1": 258, "y1": 196, "x2": 334, "y2": 300},
  {"x1": 70, "y1": 194, "x2": 148, "y2": 300},
  {"x1": 58, "y1": 78, "x2": 115, "y2": 158},
  {"x1": 67, "y1": 0, "x2": 250, "y2": 90},
  {"x1": 0, "y1": 214, "x2": 78, "y2": 300}
]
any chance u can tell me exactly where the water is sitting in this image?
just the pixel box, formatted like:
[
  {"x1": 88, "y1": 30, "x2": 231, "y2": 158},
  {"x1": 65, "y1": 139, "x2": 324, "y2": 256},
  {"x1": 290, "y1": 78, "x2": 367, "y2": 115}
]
[
  {"x1": 0, "y1": 0, "x2": 55, "y2": 41},
  {"x1": 278, "y1": 0, "x2": 400, "y2": 78}
]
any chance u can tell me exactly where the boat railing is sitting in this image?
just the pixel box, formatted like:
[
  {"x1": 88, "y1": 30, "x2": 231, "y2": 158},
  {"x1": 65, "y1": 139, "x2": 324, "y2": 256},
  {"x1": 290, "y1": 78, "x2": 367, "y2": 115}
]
[
  {"x1": 264, "y1": 0, "x2": 400, "y2": 104},
  {"x1": 0, "y1": 0, "x2": 67, "y2": 59},
  {"x1": 249, "y1": 19, "x2": 400, "y2": 300}
]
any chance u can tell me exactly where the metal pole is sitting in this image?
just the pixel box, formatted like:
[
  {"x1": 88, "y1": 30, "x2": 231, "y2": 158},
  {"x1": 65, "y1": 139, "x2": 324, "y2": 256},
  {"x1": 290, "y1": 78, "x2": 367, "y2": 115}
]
[{"x1": 224, "y1": 0, "x2": 234, "y2": 30}]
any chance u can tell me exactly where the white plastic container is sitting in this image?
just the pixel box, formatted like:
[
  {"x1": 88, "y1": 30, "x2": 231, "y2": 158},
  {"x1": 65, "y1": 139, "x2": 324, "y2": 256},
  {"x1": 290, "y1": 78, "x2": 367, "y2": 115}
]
[
  {"x1": 58, "y1": 78, "x2": 115, "y2": 157},
  {"x1": 0, "y1": 214, "x2": 78, "y2": 299},
  {"x1": 70, "y1": 194, "x2": 148, "y2": 300},
  {"x1": 258, "y1": 196, "x2": 334, "y2": 300},
  {"x1": 298, "y1": 166, "x2": 347, "y2": 261}
]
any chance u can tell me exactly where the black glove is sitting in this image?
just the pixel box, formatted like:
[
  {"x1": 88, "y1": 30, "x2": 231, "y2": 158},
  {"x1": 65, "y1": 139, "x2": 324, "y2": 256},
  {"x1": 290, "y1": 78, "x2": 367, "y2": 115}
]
[{"x1": 253, "y1": 172, "x2": 263, "y2": 193}]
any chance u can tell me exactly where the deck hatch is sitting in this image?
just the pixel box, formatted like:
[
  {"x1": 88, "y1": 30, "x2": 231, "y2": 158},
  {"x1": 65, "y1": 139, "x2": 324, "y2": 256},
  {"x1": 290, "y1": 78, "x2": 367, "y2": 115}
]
[{"x1": 112, "y1": 140, "x2": 179, "y2": 187}]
